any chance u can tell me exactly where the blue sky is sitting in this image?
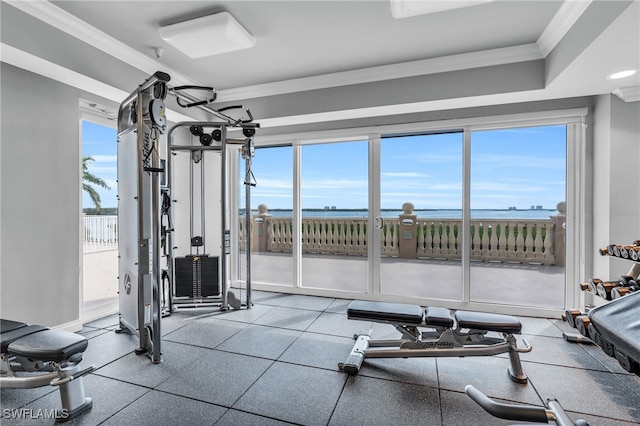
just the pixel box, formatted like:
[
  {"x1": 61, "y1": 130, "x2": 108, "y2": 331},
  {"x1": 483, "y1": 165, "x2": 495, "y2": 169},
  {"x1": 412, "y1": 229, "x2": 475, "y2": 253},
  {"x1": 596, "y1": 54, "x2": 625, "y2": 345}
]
[
  {"x1": 248, "y1": 125, "x2": 566, "y2": 210},
  {"x1": 83, "y1": 121, "x2": 566, "y2": 211},
  {"x1": 82, "y1": 120, "x2": 118, "y2": 208}
]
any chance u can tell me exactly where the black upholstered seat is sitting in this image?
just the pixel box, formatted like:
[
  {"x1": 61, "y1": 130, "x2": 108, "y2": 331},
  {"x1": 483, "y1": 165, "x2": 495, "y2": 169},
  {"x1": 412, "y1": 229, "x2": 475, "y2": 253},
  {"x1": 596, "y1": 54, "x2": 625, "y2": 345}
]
[
  {"x1": 1, "y1": 324, "x2": 48, "y2": 353},
  {"x1": 454, "y1": 311, "x2": 521, "y2": 334},
  {"x1": 424, "y1": 306, "x2": 454, "y2": 328},
  {"x1": 8, "y1": 329, "x2": 88, "y2": 363},
  {"x1": 347, "y1": 301, "x2": 424, "y2": 325},
  {"x1": 2, "y1": 319, "x2": 89, "y2": 363},
  {"x1": 1, "y1": 319, "x2": 29, "y2": 334}
]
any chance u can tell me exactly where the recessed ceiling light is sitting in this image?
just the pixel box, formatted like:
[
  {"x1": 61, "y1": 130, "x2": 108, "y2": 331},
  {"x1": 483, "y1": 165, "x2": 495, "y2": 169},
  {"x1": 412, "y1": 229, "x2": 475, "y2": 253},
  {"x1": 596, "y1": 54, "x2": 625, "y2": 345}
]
[
  {"x1": 159, "y1": 12, "x2": 255, "y2": 58},
  {"x1": 390, "y1": 0, "x2": 495, "y2": 19},
  {"x1": 608, "y1": 70, "x2": 637, "y2": 80}
]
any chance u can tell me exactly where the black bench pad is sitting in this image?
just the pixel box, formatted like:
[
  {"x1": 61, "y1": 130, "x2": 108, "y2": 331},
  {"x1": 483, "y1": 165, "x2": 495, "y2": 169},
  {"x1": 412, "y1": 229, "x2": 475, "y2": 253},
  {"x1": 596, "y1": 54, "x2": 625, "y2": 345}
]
[
  {"x1": 454, "y1": 311, "x2": 521, "y2": 334},
  {"x1": 1, "y1": 324, "x2": 48, "y2": 353},
  {"x1": 1, "y1": 319, "x2": 29, "y2": 334},
  {"x1": 589, "y1": 291, "x2": 640, "y2": 362},
  {"x1": 425, "y1": 306, "x2": 454, "y2": 328},
  {"x1": 8, "y1": 329, "x2": 88, "y2": 363},
  {"x1": 347, "y1": 301, "x2": 424, "y2": 325}
]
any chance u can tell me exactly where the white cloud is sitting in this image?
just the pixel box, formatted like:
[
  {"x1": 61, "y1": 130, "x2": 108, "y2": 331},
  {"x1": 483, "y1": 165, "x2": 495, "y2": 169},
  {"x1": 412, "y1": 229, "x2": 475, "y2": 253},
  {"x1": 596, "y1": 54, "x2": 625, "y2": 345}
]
[
  {"x1": 302, "y1": 178, "x2": 367, "y2": 189},
  {"x1": 472, "y1": 153, "x2": 565, "y2": 170},
  {"x1": 255, "y1": 178, "x2": 292, "y2": 190},
  {"x1": 382, "y1": 172, "x2": 429, "y2": 178},
  {"x1": 90, "y1": 155, "x2": 117, "y2": 163},
  {"x1": 89, "y1": 166, "x2": 117, "y2": 175}
]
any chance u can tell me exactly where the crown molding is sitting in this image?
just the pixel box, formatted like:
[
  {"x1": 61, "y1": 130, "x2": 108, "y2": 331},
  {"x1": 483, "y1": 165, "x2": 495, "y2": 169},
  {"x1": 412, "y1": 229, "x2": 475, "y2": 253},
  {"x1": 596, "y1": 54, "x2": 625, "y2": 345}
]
[
  {"x1": 1, "y1": 42, "x2": 128, "y2": 102},
  {"x1": 6, "y1": 0, "x2": 544, "y2": 104},
  {"x1": 0, "y1": 43, "x2": 195, "y2": 123},
  {"x1": 4, "y1": 0, "x2": 198, "y2": 88},
  {"x1": 537, "y1": 0, "x2": 592, "y2": 57},
  {"x1": 216, "y1": 44, "x2": 543, "y2": 102},
  {"x1": 613, "y1": 86, "x2": 640, "y2": 103}
]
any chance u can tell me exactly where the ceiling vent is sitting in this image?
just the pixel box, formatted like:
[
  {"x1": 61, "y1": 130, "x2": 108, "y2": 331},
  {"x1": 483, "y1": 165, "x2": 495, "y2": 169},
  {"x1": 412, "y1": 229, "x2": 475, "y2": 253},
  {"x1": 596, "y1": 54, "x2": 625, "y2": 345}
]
[{"x1": 159, "y1": 12, "x2": 255, "y2": 58}]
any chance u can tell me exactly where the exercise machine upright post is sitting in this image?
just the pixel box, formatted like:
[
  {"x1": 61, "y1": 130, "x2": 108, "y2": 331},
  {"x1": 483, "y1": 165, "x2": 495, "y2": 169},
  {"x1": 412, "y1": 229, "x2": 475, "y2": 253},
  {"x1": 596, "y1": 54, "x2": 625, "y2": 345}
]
[{"x1": 116, "y1": 71, "x2": 169, "y2": 363}]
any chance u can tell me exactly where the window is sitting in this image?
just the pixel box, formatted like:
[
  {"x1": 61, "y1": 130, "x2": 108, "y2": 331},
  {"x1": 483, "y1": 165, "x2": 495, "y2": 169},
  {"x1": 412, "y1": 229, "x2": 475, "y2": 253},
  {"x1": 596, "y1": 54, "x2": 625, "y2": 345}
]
[
  {"x1": 81, "y1": 119, "x2": 118, "y2": 314},
  {"x1": 237, "y1": 108, "x2": 586, "y2": 316}
]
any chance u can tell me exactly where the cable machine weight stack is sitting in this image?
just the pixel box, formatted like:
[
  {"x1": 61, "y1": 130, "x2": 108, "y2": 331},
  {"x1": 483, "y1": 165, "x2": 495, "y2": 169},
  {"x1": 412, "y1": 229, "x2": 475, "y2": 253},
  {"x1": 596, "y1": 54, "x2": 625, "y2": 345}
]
[{"x1": 166, "y1": 121, "x2": 257, "y2": 311}]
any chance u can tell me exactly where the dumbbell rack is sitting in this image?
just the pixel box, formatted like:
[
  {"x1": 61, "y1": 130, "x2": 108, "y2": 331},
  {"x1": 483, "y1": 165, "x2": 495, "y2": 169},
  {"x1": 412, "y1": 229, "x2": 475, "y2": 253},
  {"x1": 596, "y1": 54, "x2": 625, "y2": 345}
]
[
  {"x1": 563, "y1": 240, "x2": 640, "y2": 352},
  {"x1": 589, "y1": 241, "x2": 640, "y2": 301}
]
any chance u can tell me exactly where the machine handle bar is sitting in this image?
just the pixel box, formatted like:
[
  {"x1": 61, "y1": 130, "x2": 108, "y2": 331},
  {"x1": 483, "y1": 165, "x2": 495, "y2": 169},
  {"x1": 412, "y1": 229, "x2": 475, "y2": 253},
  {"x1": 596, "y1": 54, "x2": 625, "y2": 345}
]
[
  {"x1": 464, "y1": 385, "x2": 550, "y2": 423},
  {"x1": 50, "y1": 365, "x2": 95, "y2": 387},
  {"x1": 172, "y1": 85, "x2": 217, "y2": 108},
  {"x1": 514, "y1": 337, "x2": 533, "y2": 353},
  {"x1": 464, "y1": 386, "x2": 589, "y2": 425},
  {"x1": 218, "y1": 105, "x2": 254, "y2": 123}
]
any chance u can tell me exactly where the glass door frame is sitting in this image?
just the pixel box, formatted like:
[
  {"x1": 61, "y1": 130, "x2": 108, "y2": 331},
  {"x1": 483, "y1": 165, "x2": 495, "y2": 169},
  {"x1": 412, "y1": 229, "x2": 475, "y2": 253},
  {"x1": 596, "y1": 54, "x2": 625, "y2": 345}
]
[{"x1": 233, "y1": 108, "x2": 588, "y2": 317}]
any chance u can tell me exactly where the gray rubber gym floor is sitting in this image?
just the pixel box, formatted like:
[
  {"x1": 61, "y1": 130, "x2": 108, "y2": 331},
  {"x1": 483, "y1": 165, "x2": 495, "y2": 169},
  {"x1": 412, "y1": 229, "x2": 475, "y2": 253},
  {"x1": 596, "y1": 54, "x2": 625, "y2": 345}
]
[{"x1": 2, "y1": 291, "x2": 639, "y2": 425}]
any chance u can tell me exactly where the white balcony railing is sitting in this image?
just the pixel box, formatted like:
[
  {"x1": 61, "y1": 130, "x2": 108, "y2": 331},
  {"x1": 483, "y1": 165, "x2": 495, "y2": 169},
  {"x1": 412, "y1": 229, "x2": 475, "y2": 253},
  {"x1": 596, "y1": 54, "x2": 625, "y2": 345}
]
[
  {"x1": 246, "y1": 215, "x2": 564, "y2": 266},
  {"x1": 85, "y1": 212, "x2": 564, "y2": 265},
  {"x1": 83, "y1": 215, "x2": 118, "y2": 253}
]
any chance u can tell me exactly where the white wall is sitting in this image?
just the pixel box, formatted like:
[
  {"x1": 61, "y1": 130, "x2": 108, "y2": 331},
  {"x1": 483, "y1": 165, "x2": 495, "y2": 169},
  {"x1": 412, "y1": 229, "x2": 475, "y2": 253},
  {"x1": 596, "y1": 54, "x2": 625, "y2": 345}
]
[
  {"x1": 592, "y1": 94, "x2": 640, "y2": 280},
  {"x1": 1, "y1": 63, "x2": 81, "y2": 328}
]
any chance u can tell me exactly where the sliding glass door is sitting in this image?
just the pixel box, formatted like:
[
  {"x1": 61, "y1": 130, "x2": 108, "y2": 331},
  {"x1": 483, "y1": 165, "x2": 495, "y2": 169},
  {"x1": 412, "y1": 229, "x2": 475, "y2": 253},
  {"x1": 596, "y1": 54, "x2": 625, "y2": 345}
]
[
  {"x1": 300, "y1": 141, "x2": 369, "y2": 293},
  {"x1": 239, "y1": 111, "x2": 580, "y2": 314},
  {"x1": 469, "y1": 125, "x2": 567, "y2": 309},
  {"x1": 243, "y1": 146, "x2": 294, "y2": 287},
  {"x1": 378, "y1": 132, "x2": 464, "y2": 301}
]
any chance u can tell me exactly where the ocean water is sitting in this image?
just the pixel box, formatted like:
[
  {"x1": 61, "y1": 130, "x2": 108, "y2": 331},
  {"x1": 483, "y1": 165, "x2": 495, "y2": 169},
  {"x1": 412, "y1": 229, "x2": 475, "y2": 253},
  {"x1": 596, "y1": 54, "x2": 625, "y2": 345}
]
[{"x1": 248, "y1": 209, "x2": 559, "y2": 220}]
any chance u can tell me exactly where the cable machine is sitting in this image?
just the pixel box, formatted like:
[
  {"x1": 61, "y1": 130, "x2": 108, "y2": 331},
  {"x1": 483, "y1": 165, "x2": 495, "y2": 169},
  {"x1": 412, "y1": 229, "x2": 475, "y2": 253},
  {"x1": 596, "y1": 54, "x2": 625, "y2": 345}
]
[
  {"x1": 116, "y1": 72, "x2": 258, "y2": 363},
  {"x1": 165, "y1": 121, "x2": 256, "y2": 312}
]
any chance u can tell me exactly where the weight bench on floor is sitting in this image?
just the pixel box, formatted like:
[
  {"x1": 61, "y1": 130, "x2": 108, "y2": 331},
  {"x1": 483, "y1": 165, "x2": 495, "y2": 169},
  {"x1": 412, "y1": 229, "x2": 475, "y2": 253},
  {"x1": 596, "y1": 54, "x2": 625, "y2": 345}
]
[
  {"x1": 338, "y1": 301, "x2": 532, "y2": 383},
  {"x1": 588, "y1": 291, "x2": 640, "y2": 375},
  {"x1": 1, "y1": 319, "x2": 94, "y2": 423}
]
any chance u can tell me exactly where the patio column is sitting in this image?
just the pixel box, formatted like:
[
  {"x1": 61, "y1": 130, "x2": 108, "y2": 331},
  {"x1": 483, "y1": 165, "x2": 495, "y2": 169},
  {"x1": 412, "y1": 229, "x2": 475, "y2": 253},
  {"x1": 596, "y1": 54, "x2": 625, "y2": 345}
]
[
  {"x1": 252, "y1": 204, "x2": 271, "y2": 252},
  {"x1": 398, "y1": 202, "x2": 418, "y2": 259},
  {"x1": 551, "y1": 201, "x2": 566, "y2": 267}
]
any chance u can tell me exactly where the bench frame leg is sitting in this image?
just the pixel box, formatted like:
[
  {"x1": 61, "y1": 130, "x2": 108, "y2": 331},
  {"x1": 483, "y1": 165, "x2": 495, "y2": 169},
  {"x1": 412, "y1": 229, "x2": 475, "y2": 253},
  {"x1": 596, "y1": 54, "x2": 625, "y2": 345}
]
[
  {"x1": 54, "y1": 362, "x2": 94, "y2": 423},
  {"x1": 1, "y1": 354, "x2": 94, "y2": 423},
  {"x1": 338, "y1": 329, "x2": 371, "y2": 375},
  {"x1": 506, "y1": 334, "x2": 528, "y2": 384},
  {"x1": 340, "y1": 327, "x2": 530, "y2": 384}
]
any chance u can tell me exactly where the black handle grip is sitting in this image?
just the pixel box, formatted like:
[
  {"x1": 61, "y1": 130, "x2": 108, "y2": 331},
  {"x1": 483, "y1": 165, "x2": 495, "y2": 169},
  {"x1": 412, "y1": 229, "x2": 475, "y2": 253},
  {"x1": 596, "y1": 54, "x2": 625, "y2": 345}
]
[
  {"x1": 218, "y1": 105, "x2": 254, "y2": 123},
  {"x1": 172, "y1": 85, "x2": 216, "y2": 108}
]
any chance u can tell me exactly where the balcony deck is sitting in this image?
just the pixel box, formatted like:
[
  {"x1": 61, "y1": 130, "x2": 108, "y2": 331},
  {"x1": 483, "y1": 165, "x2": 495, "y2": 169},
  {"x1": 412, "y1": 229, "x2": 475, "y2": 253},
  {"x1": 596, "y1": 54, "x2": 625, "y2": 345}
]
[
  {"x1": 83, "y1": 249, "x2": 565, "y2": 316},
  {"x1": 251, "y1": 252, "x2": 565, "y2": 308}
]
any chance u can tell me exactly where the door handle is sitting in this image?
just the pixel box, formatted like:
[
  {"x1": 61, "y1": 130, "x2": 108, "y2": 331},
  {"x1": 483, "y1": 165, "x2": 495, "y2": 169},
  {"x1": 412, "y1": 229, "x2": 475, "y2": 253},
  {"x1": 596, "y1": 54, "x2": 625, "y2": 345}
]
[{"x1": 375, "y1": 217, "x2": 384, "y2": 230}]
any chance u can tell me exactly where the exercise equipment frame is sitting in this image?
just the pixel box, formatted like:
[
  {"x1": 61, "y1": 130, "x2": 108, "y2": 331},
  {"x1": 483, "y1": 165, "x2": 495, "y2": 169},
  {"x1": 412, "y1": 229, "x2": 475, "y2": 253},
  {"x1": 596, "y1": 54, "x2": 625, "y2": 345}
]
[
  {"x1": 117, "y1": 71, "x2": 169, "y2": 363},
  {"x1": 339, "y1": 301, "x2": 532, "y2": 383},
  {"x1": 165, "y1": 122, "x2": 255, "y2": 311},
  {"x1": 1, "y1": 319, "x2": 94, "y2": 423},
  {"x1": 116, "y1": 71, "x2": 258, "y2": 363}
]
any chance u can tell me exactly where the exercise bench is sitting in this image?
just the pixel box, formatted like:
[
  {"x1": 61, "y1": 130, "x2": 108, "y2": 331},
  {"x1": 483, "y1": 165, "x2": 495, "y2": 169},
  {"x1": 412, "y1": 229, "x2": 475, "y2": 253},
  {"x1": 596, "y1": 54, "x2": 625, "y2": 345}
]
[
  {"x1": 1, "y1": 319, "x2": 94, "y2": 423},
  {"x1": 338, "y1": 301, "x2": 532, "y2": 383}
]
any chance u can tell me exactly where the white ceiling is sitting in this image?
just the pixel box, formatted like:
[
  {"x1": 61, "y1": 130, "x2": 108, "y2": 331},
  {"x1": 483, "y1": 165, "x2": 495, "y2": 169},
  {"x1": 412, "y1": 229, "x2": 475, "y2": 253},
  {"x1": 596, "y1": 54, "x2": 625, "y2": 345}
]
[{"x1": 1, "y1": 0, "x2": 639, "y2": 129}]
